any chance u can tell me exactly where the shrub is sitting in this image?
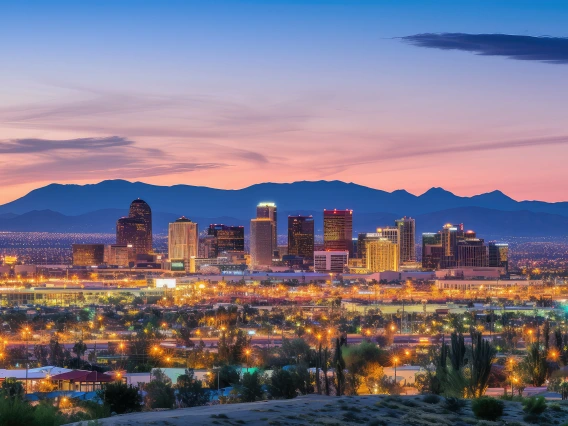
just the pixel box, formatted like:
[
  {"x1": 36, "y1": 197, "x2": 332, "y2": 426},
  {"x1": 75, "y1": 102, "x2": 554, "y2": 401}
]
[
  {"x1": 444, "y1": 397, "x2": 466, "y2": 413},
  {"x1": 522, "y1": 396, "x2": 547, "y2": 415},
  {"x1": 422, "y1": 394, "x2": 441, "y2": 404},
  {"x1": 471, "y1": 397, "x2": 504, "y2": 421},
  {"x1": 549, "y1": 403, "x2": 562, "y2": 412},
  {"x1": 0, "y1": 396, "x2": 35, "y2": 426},
  {"x1": 97, "y1": 382, "x2": 142, "y2": 414}
]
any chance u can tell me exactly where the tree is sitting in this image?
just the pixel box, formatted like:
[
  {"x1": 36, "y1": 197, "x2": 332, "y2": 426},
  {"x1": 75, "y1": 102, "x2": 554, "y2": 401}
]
[
  {"x1": 33, "y1": 345, "x2": 49, "y2": 366},
  {"x1": 97, "y1": 381, "x2": 142, "y2": 414},
  {"x1": 468, "y1": 331, "x2": 496, "y2": 398},
  {"x1": 72, "y1": 340, "x2": 87, "y2": 362},
  {"x1": 280, "y1": 338, "x2": 311, "y2": 364},
  {"x1": 0, "y1": 395, "x2": 35, "y2": 426},
  {"x1": 436, "y1": 332, "x2": 496, "y2": 398},
  {"x1": 48, "y1": 338, "x2": 68, "y2": 367},
  {"x1": 1, "y1": 378, "x2": 24, "y2": 400},
  {"x1": 206, "y1": 365, "x2": 240, "y2": 389},
  {"x1": 321, "y1": 346, "x2": 331, "y2": 396},
  {"x1": 145, "y1": 369, "x2": 175, "y2": 409},
  {"x1": 239, "y1": 371, "x2": 264, "y2": 402},
  {"x1": 333, "y1": 337, "x2": 346, "y2": 396},
  {"x1": 176, "y1": 369, "x2": 209, "y2": 408},
  {"x1": 270, "y1": 368, "x2": 296, "y2": 399},
  {"x1": 217, "y1": 329, "x2": 250, "y2": 364},
  {"x1": 522, "y1": 343, "x2": 547, "y2": 386},
  {"x1": 342, "y1": 342, "x2": 387, "y2": 395},
  {"x1": 290, "y1": 363, "x2": 312, "y2": 395}
]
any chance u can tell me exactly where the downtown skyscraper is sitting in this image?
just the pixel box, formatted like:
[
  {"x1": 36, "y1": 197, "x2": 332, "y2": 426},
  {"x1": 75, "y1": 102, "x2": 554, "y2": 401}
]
[
  {"x1": 256, "y1": 202, "x2": 277, "y2": 249},
  {"x1": 287, "y1": 215, "x2": 315, "y2": 261},
  {"x1": 168, "y1": 217, "x2": 198, "y2": 272},
  {"x1": 395, "y1": 216, "x2": 415, "y2": 263},
  {"x1": 323, "y1": 209, "x2": 353, "y2": 256},
  {"x1": 116, "y1": 199, "x2": 153, "y2": 261},
  {"x1": 250, "y1": 202, "x2": 278, "y2": 267}
]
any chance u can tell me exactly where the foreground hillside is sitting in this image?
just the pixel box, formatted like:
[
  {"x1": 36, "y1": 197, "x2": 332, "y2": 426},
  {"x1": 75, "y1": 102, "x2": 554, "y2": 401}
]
[{"x1": 67, "y1": 394, "x2": 568, "y2": 426}]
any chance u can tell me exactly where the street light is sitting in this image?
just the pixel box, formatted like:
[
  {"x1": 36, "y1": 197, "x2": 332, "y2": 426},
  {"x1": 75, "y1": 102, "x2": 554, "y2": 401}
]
[
  {"x1": 393, "y1": 356, "x2": 399, "y2": 385},
  {"x1": 21, "y1": 326, "x2": 31, "y2": 394},
  {"x1": 245, "y1": 349, "x2": 251, "y2": 369}
]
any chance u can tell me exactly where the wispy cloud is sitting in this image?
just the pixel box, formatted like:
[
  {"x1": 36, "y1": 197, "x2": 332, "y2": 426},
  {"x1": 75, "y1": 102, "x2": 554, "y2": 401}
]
[
  {"x1": 401, "y1": 33, "x2": 568, "y2": 64},
  {"x1": 0, "y1": 136, "x2": 133, "y2": 154},
  {"x1": 0, "y1": 136, "x2": 227, "y2": 185},
  {"x1": 313, "y1": 135, "x2": 568, "y2": 173}
]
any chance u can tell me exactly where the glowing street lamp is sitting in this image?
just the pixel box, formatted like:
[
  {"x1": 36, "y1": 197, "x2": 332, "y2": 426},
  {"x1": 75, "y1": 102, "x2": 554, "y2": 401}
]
[
  {"x1": 245, "y1": 349, "x2": 251, "y2": 369},
  {"x1": 393, "y1": 356, "x2": 399, "y2": 385}
]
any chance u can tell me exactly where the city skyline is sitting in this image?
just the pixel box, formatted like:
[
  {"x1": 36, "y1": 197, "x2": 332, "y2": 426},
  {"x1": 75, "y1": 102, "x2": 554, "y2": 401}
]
[
  {"x1": 2, "y1": 1, "x2": 568, "y2": 203},
  {"x1": 1, "y1": 1, "x2": 567, "y2": 421}
]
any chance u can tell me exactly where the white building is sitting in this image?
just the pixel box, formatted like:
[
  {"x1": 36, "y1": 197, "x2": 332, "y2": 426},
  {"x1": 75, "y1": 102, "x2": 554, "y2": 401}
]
[
  {"x1": 168, "y1": 217, "x2": 198, "y2": 272},
  {"x1": 314, "y1": 251, "x2": 348, "y2": 273}
]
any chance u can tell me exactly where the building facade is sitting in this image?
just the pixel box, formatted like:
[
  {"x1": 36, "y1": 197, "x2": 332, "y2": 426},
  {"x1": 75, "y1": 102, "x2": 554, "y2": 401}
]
[
  {"x1": 116, "y1": 217, "x2": 148, "y2": 262},
  {"x1": 207, "y1": 224, "x2": 245, "y2": 257},
  {"x1": 72, "y1": 244, "x2": 105, "y2": 266},
  {"x1": 365, "y1": 239, "x2": 399, "y2": 272},
  {"x1": 256, "y1": 202, "x2": 277, "y2": 250},
  {"x1": 314, "y1": 250, "x2": 349, "y2": 273},
  {"x1": 323, "y1": 209, "x2": 353, "y2": 256},
  {"x1": 489, "y1": 242, "x2": 509, "y2": 272},
  {"x1": 250, "y1": 218, "x2": 274, "y2": 267},
  {"x1": 168, "y1": 217, "x2": 198, "y2": 272},
  {"x1": 128, "y1": 199, "x2": 152, "y2": 253},
  {"x1": 287, "y1": 215, "x2": 315, "y2": 261},
  {"x1": 395, "y1": 217, "x2": 415, "y2": 263}
]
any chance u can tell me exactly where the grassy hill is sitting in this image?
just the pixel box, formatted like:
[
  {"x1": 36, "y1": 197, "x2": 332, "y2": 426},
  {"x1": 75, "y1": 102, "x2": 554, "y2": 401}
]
[{"x1": 67, "y1": 394, "x2": 568, "y2": 426}]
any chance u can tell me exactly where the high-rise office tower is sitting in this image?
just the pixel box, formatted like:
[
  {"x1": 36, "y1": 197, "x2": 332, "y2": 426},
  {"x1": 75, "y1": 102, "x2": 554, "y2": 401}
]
[
  {"x1": 128, "y1": 199, "x2": 152, "y2": 253},
  {"x1": 168, "y1": 217, "x2": 198, "y2": 271},
  {"x1": 208, "y1": 224, "x2": 245, "y2": 256},
  {"x1": 199, "y1": 235, "x2": 217, "y2": 258},
  {"x1": 250, "y1": 218, "x2": 274, "y2": 266},
  {"x1": 377, "y1": 226, "x2": 400, "y2": 246},
  {"x1": 422, "y1": 232, "x2": 443, "y2": 269},
  {"x1": 457, "y1": 238, "x2": 488, "y2": 267},
  {"x1": 287, "y1": 215, "x2": 315, "y2": 261},
  {"x1": 440, "y1": 223, "x2": 459, "y2": 268},
  {"x1": 116, "y1": 217, "x2": 148, "y2": 262},
  {"x1": 324, "y1": 209, "x2": 353, "y2": 256},
  {"x1": 357, "y1": 227, "x2": 399, "y2": 265},
  {"x1": 365, "y1": 239, "x2": 399, "y2": 272},
  {"x1": 72, "y1": 244, "x2": 105, "y2": 266},
  {"x1": 395, "y1": 217, "x2": 415, "y2": 263},
  {"x1": 256, "y1": 202, "x2": 277, "y2": 249},
  {"x1": 488, "y1": 242, "x2": 509, "y2": 272}
]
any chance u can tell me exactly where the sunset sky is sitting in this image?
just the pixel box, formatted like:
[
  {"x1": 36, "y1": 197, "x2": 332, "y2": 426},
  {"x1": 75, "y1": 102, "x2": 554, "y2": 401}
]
[{"x1": 1, "y1": 0, "x2": 568, "y2": 204}]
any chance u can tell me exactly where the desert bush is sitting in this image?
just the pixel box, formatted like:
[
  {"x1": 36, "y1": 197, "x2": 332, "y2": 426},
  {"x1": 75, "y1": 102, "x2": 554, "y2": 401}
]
[
  {"x1": 471, "y1": 397, "x2": 504, "y2": 421},
  {"x1": 422, "y1": 394, "x2": 440, "y2": 404},
  {"x1": 444, "y1": 397, "x2": 466, "y2": 413},
  {"x1": 522, "y1": 396, "x2": 547, "y2": 415}
]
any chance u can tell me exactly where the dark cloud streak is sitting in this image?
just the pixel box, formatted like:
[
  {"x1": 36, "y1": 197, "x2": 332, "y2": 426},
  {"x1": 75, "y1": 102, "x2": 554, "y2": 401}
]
[
  {"x1": 0, "y1": 136, "x2": 134, "y2": 154},
  {"x1": 402, "y1": 33, "x2": 568, "y2": 64}
]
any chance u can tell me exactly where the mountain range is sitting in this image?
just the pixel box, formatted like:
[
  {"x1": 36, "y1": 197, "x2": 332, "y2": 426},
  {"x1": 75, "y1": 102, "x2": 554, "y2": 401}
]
[{"x1": 0, "y1": 180, "x2": 567, "y2": 238}]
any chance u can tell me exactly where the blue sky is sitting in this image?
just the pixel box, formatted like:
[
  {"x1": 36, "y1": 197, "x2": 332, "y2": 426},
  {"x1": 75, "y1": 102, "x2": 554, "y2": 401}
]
[{"x1": 1, "y1": 0, "x2": 567, "y2": 203}]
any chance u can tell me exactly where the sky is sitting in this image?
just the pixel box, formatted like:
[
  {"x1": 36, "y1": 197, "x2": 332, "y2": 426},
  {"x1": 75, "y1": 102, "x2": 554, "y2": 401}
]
[{"x1": 1, "y1": 0, "x2": 568, "y2": 204}]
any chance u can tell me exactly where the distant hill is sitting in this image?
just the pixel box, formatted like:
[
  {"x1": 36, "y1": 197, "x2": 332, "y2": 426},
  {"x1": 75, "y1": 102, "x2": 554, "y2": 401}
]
[
  {"x1": 0, "y1": 206, "x2": 567, "y2": 238},
  {"x1": 2, "y1": 180, "x2": 568, "y2": 217},
  {"x1": 0, "y1": 180, "x2": 567, "y2": 237}
]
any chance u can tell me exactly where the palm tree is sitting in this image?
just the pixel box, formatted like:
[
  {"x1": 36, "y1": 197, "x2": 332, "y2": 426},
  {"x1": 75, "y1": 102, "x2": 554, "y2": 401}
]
[{"x1": 72, "y1": 340, "x2": 87, "y2": 363}]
